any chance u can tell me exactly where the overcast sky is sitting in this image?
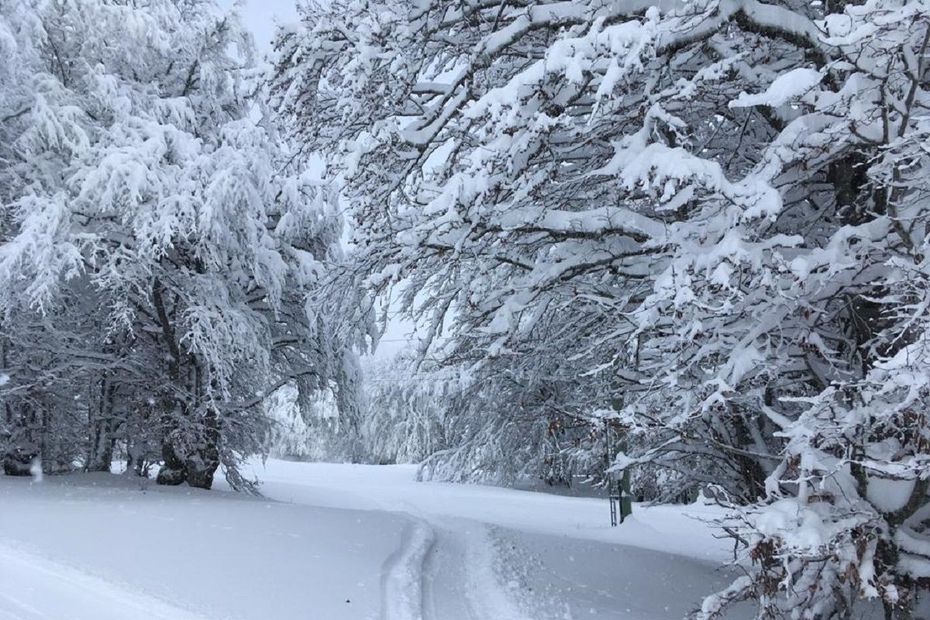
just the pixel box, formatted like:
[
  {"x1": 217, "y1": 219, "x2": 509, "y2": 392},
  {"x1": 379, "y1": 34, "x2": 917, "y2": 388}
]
[{"x1": 223, "y1": 0, "x2": 298, "y2": 56}]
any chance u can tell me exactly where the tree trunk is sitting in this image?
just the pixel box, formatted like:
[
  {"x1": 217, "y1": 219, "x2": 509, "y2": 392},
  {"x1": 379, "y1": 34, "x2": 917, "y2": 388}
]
[
  {"x1": 151, "y1": 280, "x2": 221, "y2": 489},
  {"x1": 86, "y1": 377, "x2": 116, "y2": 472},
  {"x1": 2, "y1": 404, "x2": 39, "y2": 476},
  {"x1": 184, "y1": 401, "x2": 220, "y2": 489},
  {"x1": 152, "y1": 277, "x2": 190, "y2": 486},
  {"x1": 155, "y1": 435, "x2": 187, "y2": 485}
]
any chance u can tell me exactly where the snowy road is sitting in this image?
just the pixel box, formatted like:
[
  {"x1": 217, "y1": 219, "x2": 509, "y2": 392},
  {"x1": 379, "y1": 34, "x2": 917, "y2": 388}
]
[
  {"x1": 381, "y1": 518, "x2": 534, "y2": 620},
  {"x1": 230, "y1": 459, "x2": 741, "y2": 620},
  {"x1": 0, "y1": 461, "x2": 739, "y2": 619}
]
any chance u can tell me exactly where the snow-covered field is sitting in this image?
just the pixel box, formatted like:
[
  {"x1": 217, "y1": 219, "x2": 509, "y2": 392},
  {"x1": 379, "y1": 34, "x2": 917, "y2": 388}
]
[{"x1": 0, "y1": 461, "x2": 741, "y2": 619}]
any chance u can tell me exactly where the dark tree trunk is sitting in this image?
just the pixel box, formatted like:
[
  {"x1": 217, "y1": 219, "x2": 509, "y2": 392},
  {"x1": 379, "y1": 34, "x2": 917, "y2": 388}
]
[
  {"x1": 155, "y1": 435, "x2": 187, "y2": 485},
  {"x1": 2, "y1": 446, "x2": 36, "y2": 476},
  {"x1": 184, "y1": 406, "x2": 219, "y2": 489},
  {"x1": 86, "y1": 377, "x2": 116, "y2": 472},
  {"x1": 3, "y1": 401, "x2": 39, "y2": 476},
  {"x1": 152, "y1": 277, "x2": 191, "y2": 486},
  {"x1": 151, "y1": 279, "x2": 222, "y2": 490}
]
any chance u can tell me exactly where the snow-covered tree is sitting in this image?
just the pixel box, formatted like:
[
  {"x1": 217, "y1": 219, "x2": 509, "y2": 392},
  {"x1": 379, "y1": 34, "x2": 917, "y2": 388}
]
[
  {"x1": 359, "y1": 353, "x2": 456, "y2": 466},
  {"x1": 358, "y1": 350, "x2": 623, "y2": 486},
  {"x1": 273, "y1": 0, "x2": 930, "y2": 616},
  {"x1": 0, "y1": 0, "x2": 363, "y2": 489}
]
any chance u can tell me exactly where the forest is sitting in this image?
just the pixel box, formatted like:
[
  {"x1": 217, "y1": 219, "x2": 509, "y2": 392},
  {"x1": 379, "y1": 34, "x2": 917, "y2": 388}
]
[{"x1": 2, "y1": 0, "x2": 930, "y2": 618}]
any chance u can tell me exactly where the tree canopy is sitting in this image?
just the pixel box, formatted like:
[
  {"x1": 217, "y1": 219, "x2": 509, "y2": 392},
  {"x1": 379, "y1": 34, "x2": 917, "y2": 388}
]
[{"x1": 272, "y1": 0, "x2": 930, "y2": 616}]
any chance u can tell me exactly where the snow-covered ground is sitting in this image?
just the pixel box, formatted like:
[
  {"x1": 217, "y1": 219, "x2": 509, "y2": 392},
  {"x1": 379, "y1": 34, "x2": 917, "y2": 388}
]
[{"x1": 0, "y1": 461, "x2": 741, "y2": 619}]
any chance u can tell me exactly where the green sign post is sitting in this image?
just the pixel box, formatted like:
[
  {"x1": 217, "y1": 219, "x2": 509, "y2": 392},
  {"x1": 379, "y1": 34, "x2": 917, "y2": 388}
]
[{"x1": 605, "y1": 416, "x2": 633, "y2": 526}]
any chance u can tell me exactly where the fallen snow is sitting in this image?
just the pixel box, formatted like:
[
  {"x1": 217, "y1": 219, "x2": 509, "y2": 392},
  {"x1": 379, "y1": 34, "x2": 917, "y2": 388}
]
[
  {"x1": 232, "y1": 459, "x2": 732, "y2": 563},
  {"x1": 0, "y1": 473, "x2": 405, "y2": 620},
  {"x1": 0, "y1": 460, "x2": 741, "y2": 619},
  {"x1": 0, "y1": 541, "x2": 207, "y2": 620}
]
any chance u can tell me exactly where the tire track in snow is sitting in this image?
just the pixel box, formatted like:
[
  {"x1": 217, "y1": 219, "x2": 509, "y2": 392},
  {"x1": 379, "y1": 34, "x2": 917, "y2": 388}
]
[
  {"x1": 380, "y1": 519, "x2": 436, "y2": 620},
  {"x1": 460, "y1": 523, "x2": 535, "y2": 620},
  {"x1": 418, "y1": 518, "x2": 536, "y2": 620},
  {"x1": 380, "y1": 515, "x2": 535, "y2": 620},
  {"x1": 253, "y1": 465, "x2": 537, "y2": 620},
  {"x1": 422, "y1": 524, "x2": 477, "y2": 620}
]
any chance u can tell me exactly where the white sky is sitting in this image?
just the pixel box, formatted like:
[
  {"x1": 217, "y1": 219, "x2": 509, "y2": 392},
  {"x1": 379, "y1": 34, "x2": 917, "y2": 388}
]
[{"x1": 224, "y1": 0, "x2": 298, "y2": 56}]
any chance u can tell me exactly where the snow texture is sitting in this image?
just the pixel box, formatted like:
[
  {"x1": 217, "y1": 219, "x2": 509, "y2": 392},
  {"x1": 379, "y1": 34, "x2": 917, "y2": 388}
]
[{"x1": 0, "y1": 460, "x2": 738, "y2": 619}]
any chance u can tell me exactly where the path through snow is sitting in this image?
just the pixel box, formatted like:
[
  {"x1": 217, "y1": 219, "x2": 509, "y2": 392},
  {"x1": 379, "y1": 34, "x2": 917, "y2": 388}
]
[
  {"x1": 0, "y1": 461, "x2": 740, "y2": 619},
  {"x1": 229, "y1": 459, "x2": 741, "y2": 620}
]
